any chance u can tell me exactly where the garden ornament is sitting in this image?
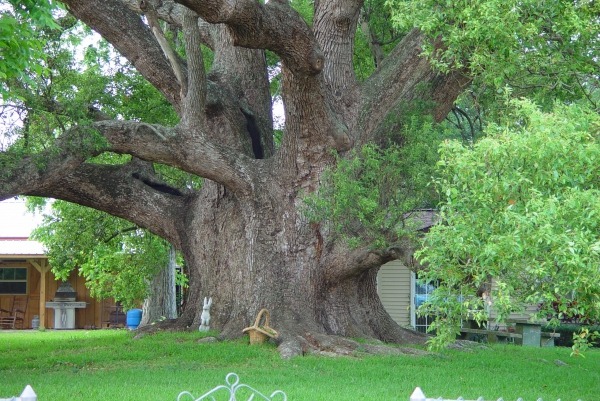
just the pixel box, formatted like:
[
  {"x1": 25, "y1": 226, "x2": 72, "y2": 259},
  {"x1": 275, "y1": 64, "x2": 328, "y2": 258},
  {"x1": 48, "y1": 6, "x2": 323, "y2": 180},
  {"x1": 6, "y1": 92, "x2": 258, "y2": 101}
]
[{"x1": 199, "y1": 297, "x2": 212, "y2": 332}]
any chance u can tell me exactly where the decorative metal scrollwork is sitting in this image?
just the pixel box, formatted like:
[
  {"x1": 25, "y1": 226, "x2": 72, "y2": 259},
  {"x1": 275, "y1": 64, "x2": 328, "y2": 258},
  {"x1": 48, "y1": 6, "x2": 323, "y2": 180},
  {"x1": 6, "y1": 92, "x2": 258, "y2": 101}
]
[{"x1": 177, "y1": 372, "x2": 287, "y2": 401}]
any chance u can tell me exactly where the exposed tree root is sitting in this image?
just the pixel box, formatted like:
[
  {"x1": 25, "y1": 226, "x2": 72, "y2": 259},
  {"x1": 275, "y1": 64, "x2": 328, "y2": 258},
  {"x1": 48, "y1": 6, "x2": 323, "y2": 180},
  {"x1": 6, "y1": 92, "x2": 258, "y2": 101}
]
[
  {"x1": 134, "y1": 320, "x2": 484, "y2": 358},
  {"x1": 136, "y1": 317, "x2": 192, "y2": 334},
  {"x1": 277, "y1": 332, "x2": 431, "y2": 359}
]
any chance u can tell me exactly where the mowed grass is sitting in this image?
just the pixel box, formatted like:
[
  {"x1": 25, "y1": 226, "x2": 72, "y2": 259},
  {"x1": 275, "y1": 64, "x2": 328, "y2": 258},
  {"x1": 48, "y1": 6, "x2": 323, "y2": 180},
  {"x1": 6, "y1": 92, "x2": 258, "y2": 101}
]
[{"x1": 1, "y1": 330, "x2": 599, "y2": 401}]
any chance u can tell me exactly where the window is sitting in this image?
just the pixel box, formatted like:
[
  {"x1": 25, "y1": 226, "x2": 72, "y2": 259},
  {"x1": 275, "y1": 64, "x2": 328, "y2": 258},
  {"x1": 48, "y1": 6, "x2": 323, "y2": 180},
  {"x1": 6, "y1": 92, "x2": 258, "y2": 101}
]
[
  {"x1": 0, "y1": 267, "x2": 28, "y2": 294},
  {"x1": 411, "y1": 272, "x2": 438, "y2": 333}
]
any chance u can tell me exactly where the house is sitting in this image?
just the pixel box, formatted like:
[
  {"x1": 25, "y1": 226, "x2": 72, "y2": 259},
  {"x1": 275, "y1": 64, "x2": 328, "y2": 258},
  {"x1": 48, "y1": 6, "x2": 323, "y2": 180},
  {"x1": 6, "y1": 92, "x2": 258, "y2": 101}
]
[
  {"x1": 0, "y1": 200, "x2": 122, "y2": 329},
  {"x1": 376, "y1": 209, "x2": 437, "y2": 333}
]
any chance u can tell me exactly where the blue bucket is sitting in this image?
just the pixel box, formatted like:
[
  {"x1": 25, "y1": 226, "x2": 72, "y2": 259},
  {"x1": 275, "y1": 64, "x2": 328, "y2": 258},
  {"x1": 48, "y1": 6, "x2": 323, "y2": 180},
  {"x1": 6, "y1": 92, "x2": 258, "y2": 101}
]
[{"x1": 126, "y1": 309, "x2": 143, "y2": 330}]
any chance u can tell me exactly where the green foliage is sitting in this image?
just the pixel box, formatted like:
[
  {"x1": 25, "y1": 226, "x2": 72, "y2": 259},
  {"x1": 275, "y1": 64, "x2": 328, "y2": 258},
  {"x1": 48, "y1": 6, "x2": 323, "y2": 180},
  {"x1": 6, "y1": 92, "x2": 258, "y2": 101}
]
[
  {"x1": 416, "y1": 100, "x2": 600, "y2": 350},
  {"x1": 386, "y1": 0, "x2": 600, "y2": 106},
  {"x1": 304, "y1": 114, "x2": 444, "y2": 249},
  {"x1": 571, "y1": 327, "x2": 600, "y2": 357},
  {"x1": 3, "y1": 20, "x2": 194, "y2": 310},
  {"x1": 352, "y1": 25, "x2": 377, "y2": 82},
  {"x1": 31, "y1": 200, "x2": 171, "y2": 309},
  {"x1": 0, "y1": 0, "x2": 60, "y2": 95},
  {"x1": 543, "y1": 323, "x2": 600, "y2": 348},
  {"x1": 290, "y1": 0, "x2": 314, "y2": 25},
  {"x1": 2, "y1": 17, "x2": 178, "y2": 158}
]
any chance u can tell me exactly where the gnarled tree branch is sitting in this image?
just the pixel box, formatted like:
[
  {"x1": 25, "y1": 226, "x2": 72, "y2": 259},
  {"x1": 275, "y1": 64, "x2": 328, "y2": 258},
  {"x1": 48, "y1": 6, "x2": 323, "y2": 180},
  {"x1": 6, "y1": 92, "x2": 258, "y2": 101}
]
[
  {"x1": 28, "y1": 160, "x2": 187, "y2": 247},
  {"x1": 140, "y1": 0, "x2": 188, "y2": 95},
  {"x1": 95, "y1": 120, "x2": 254, "y2": 195},
  {"x1": 181, "y1": 8, "x2": 207, "y2": 127},
  {"x1": 122, "y1": 0, "x2": 215, "y2": 48},
  {"x1": 174, "y1": 0, "x2": 324, "y2": 75},
  {"x1": 358, "y1": 29, "x2": 471, "y2": 144},
  {"x1": 313, "y1": 0, "x2": 363, "y2": 97}
]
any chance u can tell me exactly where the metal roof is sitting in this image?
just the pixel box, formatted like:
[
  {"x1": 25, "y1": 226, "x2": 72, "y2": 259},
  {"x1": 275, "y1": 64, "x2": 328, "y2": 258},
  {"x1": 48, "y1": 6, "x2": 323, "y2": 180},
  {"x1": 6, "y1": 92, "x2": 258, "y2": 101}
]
[{"x1": 0, "y1": 239, "x2": 46, "y2": 258}]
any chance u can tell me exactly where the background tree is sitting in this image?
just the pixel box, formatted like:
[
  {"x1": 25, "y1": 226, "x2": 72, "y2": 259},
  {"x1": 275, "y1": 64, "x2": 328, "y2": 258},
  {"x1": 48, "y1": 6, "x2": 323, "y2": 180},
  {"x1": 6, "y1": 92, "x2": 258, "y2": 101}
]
[
  {"x1": 416, "y1": 100, "x2": 600, "y2": 350},
  {"x1": 0, "y1": 0, "x2": 596, "y2": 356}
]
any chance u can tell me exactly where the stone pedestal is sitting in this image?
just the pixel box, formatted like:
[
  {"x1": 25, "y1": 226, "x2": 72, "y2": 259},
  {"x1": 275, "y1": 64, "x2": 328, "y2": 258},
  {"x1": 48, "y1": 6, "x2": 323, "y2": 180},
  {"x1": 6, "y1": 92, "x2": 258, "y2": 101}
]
[
  {"x1": 45, "y1": 302, "x2": 87, "y2": 329},
  {"x1": 514, "y1": 320, "x2": 542, "y2": 347}
]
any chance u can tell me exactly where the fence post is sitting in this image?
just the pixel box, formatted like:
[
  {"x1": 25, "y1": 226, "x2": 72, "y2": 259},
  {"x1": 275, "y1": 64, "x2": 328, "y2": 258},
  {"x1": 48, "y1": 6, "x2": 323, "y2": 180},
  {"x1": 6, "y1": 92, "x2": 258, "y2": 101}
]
[
  {"x1": 410, "y1": 387, "x2": 427, "y2": 401},
  {"x1": 20, "y1": 386, "x2": 36, "y2": 401}
]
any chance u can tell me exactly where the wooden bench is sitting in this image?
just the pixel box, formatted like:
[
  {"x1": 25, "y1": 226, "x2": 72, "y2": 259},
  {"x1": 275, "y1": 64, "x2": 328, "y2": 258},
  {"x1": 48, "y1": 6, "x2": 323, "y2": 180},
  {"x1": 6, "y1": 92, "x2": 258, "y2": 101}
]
[
  {"x1": 460, "y1": 327, "x2": 560, "y2": 346},
  {"x1": 459, "y1": 327, "x2": 522, "y2": 343}
]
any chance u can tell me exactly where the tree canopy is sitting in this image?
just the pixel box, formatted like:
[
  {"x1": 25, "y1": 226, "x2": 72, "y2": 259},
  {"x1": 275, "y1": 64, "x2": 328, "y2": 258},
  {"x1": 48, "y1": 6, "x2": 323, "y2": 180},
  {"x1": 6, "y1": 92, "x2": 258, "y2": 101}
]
[
  {"x1": 387, "y1": 0, "x2": 600, "y2": 105},
  {"x1": 0, "y1": 1, "x2": 59, "y2": 94},
  {"x1": 416, "y1": 100, "x2": 600, "y2": 350}
]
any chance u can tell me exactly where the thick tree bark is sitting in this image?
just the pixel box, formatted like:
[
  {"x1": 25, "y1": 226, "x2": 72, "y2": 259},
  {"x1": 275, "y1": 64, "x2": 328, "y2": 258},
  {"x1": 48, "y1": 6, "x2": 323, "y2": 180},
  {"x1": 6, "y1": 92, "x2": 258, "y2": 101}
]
[
  {"x1": 0, "y1": 0, "x2": 473, "y2": 356},
  {"x1": 140, "y1": 246, "x2": 178, "y2": 327}
]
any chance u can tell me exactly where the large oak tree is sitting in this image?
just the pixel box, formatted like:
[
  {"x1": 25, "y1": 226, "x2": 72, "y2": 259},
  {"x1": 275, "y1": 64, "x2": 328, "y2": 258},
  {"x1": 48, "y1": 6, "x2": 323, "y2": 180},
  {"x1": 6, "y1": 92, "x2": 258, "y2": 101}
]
[{"x1": 2, "y1": 0, "x2": 484, "y2": 355}]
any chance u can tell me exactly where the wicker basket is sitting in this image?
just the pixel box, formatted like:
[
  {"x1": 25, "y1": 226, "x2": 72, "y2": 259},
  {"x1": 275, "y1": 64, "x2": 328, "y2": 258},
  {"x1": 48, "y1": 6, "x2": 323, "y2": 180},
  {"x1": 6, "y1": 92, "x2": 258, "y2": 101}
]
[{"x1": 242, "y1": 309, "x2": 278, "y2": 345}]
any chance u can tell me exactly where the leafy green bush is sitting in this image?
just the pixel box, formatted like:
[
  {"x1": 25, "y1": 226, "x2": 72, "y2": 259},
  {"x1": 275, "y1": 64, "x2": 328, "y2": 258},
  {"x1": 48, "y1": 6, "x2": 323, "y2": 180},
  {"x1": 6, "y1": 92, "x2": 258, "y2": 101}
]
[{"x1": 542, "y1": 324, "x2": 600, "y2": 348}]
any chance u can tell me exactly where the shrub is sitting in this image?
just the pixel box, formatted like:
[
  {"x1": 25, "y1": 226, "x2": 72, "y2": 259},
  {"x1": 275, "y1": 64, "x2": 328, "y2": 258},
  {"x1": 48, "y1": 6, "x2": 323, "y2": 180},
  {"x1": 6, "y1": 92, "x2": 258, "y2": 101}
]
[{"x1": 542, "y1": 324, "x2": 600, "y2": 348}]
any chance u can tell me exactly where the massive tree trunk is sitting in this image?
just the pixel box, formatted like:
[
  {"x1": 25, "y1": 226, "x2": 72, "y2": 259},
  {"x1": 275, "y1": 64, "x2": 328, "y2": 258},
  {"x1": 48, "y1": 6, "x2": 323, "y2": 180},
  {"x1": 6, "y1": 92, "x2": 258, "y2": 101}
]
[{"x1": 0, "y1": 0, "x2": 470, "y2": 356}]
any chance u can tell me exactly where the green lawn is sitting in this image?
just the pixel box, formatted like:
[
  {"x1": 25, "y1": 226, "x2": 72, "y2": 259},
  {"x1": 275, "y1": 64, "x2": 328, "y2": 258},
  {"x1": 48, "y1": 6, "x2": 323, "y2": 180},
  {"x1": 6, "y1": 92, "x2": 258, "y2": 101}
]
[{"x1": 1, "y1": 330, "x2": 598, "y2": 401}]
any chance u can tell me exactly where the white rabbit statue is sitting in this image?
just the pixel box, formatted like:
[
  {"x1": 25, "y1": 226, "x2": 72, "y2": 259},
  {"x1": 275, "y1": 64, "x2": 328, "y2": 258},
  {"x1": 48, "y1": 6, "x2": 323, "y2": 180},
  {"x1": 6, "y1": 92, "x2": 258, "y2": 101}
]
[{"x1": 199, "y1": 297, "x2": 212, "y2": 332}]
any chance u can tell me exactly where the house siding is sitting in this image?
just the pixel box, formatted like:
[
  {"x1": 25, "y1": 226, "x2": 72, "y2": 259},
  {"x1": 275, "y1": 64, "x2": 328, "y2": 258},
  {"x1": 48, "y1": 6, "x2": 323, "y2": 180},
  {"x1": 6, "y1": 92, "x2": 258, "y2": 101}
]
[
  {"x1": 377, "y1": 260, "x2": 411, "y2": 327},
  {"x1": 487, "y1": 280, "x2": 542, "y2": 328}
]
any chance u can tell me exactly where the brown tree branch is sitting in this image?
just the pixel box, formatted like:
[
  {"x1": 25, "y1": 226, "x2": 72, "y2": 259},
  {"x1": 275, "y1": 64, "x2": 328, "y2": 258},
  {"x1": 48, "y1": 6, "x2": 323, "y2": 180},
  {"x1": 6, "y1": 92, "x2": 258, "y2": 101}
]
[
  {"x1": 359, "y1": 10, "x2": 385, "y2": 68},
  {"x1": 174, "y1": 0, "x2": 324, "y2": 75},
  {"x1": 323, "y1": 236, "x2": 415, "y2": 282},
  {"x1": 121, "y1": 0, "x2": 215, "y2": 48},
  {"x1": 27, "y1": 161, "x2": 187, "y2": 247},
  {"x1": 181, "y1": 9, "x2": 207, "y2": 127},
  {"x1": 358, "y1": 29, "x2": 471, "y2": 144},
  {"x1": 62, "y1": 0, "x2": 183, "y2": 112},
  {"x1": 140, "y1": 0, "x2": 188, "y2": 94},
  {"x1": 313, "y1": 0, "x2": 363, "y2": 97},
  {"x1": 0, "y1": 135, "x2": 186, "y2": 246},
  {"x1": 95, "y1": 120, "x2": 254, "y2": 195}
]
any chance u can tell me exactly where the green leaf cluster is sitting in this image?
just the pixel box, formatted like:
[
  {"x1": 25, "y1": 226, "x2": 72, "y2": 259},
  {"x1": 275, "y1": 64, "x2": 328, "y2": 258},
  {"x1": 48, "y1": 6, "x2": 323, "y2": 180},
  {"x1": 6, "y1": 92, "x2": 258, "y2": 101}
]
[
  {"x1": 416, "y1": 100, "x2": 600, "y2": 350},
  {"x1": 31, "y1": 200, "x2": 171, "y2": 310},
  {"x1": 386, "y1": 0, "x2": 600, "y2": 105},
  {"x1": 304, "y1": 114, "x2": 445, "y2": 249},
  {"x1": 0, "y1": 0, "x2": 60, "y2": 95},
  {"x1": 2, "y1": 17, "x2": 178, "y2": 158}
]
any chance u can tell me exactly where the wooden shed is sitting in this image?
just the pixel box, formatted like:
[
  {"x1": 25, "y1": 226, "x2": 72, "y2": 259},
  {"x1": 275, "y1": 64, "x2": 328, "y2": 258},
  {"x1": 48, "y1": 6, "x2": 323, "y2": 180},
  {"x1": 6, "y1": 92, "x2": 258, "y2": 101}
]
[{"x1": 0, "y1": 237, "x2": 121, "y2": 329}]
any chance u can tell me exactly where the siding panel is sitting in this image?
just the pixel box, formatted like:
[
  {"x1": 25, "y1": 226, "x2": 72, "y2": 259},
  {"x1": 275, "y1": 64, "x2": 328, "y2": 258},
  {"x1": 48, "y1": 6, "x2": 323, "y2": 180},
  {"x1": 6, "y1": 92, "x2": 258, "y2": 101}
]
[{"x1": 377, "y1": 260, "x2": 411, "y2": 327}]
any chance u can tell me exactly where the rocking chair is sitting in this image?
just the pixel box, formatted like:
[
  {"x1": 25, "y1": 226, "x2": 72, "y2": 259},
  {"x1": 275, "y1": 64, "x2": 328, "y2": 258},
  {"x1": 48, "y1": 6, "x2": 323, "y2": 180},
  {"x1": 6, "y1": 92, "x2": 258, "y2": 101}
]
[{"x1": 0, "y1": 296, "x2": 28, "y2": 329}]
